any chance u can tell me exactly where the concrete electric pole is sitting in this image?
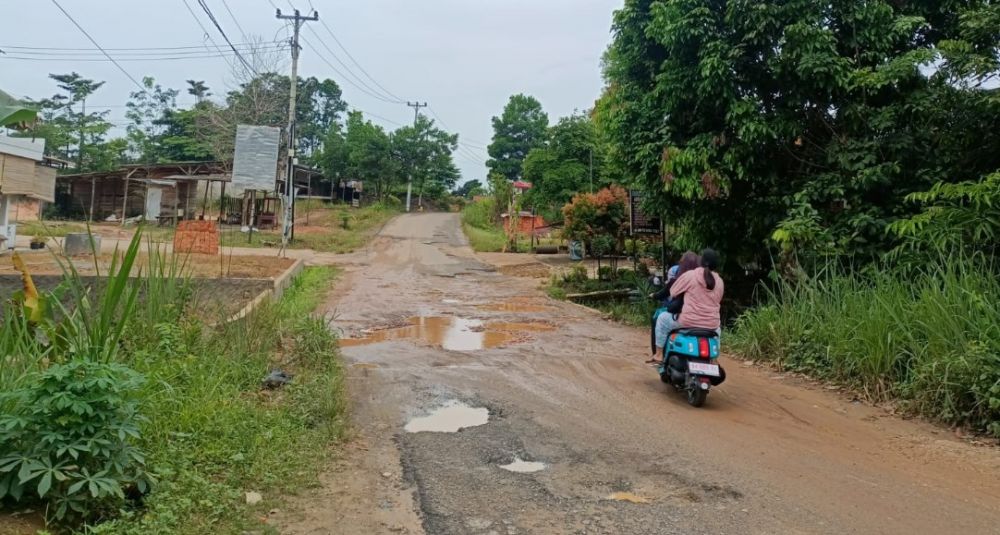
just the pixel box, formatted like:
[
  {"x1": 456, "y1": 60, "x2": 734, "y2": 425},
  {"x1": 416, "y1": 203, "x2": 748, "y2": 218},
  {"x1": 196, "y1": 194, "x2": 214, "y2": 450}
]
[
  {"x1": 405, "y1": 101, "x2": 427, "y2": 213},
  {"x1": 276, "y1": 8, "x2": 318, "y2": 250}
]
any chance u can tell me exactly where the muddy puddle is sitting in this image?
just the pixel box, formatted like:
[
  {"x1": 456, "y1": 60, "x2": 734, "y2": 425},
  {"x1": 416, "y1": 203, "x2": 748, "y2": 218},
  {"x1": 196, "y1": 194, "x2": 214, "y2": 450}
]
[
  {"x1": 404, "y1": 400, "x2": 490, "y2": 433},
  {"x1": 499, "y1": 457, "x2": 546, "y2": 473},
  {"x1": 340, "y1": 316, "x2": 554, "y2": 350}
]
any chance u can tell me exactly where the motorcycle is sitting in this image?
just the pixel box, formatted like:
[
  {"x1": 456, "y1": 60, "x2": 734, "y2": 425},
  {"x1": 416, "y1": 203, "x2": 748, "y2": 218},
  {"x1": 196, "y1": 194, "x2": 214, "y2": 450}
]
[{"x1": 658, "y1": 328, "x2": 724, "y2": 407}]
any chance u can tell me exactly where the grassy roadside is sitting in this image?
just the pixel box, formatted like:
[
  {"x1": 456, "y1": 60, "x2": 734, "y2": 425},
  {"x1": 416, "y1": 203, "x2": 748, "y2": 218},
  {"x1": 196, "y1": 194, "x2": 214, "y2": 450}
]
[
  {"x1": 460, "y1": 199, "x2": 561, "y2": 253},
  {"x1": 18, "y1": 203, "x2": 396, "y2": 254},
  {"x1": 98, "y1": 267, "x2": 345, "y2": 534},
  {"x1": 547, "y1": 266, "x2": 655, "y2": 328},
  {"x1": 460, "y1": 199, "x2": 506, "y2": 252},
  {"x1": 731, "y1": 259, "x2": 1000, "y2": 437},
  {"x1": 14, "y1": 220, "x2": 175, "y2": 242},
  {"x1": 219, "y1": 203, "x2": 397, "y2": 253},
  {"x1": 0, "y1": 238, "x2": 345, "y2": 534}
]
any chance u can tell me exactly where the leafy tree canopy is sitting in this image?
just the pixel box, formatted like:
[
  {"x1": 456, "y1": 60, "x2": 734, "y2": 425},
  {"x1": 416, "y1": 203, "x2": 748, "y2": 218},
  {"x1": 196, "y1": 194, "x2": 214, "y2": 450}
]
[
  {"x1": 454, "y1": 179, "x2": 484, "y2": 198},
  {"x1": 487, "y1": 94, "x2": 549, "y2": 182},
  {"x1": 523, "y1": 112, "x2": 614, "y2": 219},
  {"x1": 600, "y1": 0, "x2": 1000, "y2": 270}
]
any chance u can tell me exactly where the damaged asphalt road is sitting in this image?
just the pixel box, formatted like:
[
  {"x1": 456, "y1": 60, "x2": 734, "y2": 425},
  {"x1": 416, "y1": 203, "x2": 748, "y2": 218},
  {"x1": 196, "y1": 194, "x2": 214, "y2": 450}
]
[{"x1": 274, "y1": 213, "x2": 1000, "y2": 535}]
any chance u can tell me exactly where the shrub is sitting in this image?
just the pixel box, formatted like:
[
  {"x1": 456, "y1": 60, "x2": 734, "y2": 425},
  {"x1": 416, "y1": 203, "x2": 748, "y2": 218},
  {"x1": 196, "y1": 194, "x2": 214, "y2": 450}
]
[
  {"x1": 731, "y1": 256, "x2": 1000, "y2": 436},
  {"x1": 562, "y1": 265, "x2": 588, "y2": 284},
  {"x1": 461, "y1": 198, "x2": 496, "y2": 230},
  {"x1": 0, "y1": 359, "x2": 152, "y2": 525}
]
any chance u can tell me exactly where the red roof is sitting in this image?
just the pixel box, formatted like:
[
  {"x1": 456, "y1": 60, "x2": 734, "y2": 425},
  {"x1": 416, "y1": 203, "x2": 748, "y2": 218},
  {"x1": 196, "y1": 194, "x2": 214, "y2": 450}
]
[{"x1": 512, "y1": 181, "x2": 533, "y2": 189}]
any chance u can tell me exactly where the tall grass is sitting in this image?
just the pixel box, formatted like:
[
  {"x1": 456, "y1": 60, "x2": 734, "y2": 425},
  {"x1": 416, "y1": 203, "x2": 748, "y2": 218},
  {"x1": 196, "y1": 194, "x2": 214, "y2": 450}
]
[
  {"x1": 461, "y1": 199, "x2": 507, "y2": 252},
  {"x1": 100, "y1": 266, "x2": 344, "y2": 534},
  {"x1": 732, "y1": 257, "x2": 1000, "y2": 436},
  {"x1": 1, "y1": 230, "x2": 345, "y2": 531}
]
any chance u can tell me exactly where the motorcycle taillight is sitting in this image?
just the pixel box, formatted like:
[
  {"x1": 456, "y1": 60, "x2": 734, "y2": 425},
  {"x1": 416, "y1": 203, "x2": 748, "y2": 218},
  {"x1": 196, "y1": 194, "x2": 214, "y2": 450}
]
[{"x1": 698, "y1": 338, "x2": 710, "y2": 358}]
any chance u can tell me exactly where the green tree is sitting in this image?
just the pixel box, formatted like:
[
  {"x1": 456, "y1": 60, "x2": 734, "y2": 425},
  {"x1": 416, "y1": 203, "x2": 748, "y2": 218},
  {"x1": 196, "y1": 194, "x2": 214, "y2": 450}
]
[
  {"x1": 157, "y1": 106, "x2": 216, "y2": 162},
  {"x1": 125, "y1": 76, "x2": 179, "y2": 163},
  {"x1": 562, "y1": 185, "x2": 630, "y2": 274},
  {"x1": 454, "y1": 179, "x2": 484, "y2": 198},
  {"x1": 198, "y1": 73, "x2": 346, "y2": 165},
  {"x1": 486, "y1": 94, "x2": 548, "y2": 182},
  {"x1": 24, "y1": 73, "x2": 120, "y2": 172},
  {"x1": 297, "y1": 77, "x2": 348, "y2": 158},
  {"x1": 600, "y1": 0, "x2": 1000, "y2": 270},
  {"x1": 316, "y1": 122, "x2": 350, "y2": 190},
  {"x1": 523, "y1": 112, "x2": 609, "y2": 220},
  {"x1": 341, "y1": 111, "x2": 396, "y2": 200},
  {"x1": 186, "y1": 79, "x2": 211, "y2": 102},
  {"x1": 392, "y1": 115, "x2": 460, "y2": 205}
]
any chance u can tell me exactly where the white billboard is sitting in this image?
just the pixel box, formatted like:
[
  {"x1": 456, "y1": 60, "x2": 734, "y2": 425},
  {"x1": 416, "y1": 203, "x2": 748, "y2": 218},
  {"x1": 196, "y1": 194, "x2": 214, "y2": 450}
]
[{"x1": 232, "y1": 124, "x2": 281, "y2": 193}]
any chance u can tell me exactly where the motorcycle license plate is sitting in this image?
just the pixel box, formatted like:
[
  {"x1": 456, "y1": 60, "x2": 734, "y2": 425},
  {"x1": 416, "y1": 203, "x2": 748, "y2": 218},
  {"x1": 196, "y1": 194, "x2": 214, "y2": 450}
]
[{"x1": 688, "y1": 362, "x2": 720, "y2": 377}]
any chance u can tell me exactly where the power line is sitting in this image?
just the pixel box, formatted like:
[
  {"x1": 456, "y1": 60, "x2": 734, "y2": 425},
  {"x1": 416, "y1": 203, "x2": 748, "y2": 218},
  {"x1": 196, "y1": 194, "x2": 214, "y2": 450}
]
[
  {"x1": 426, "y1": 105, "x2": 490, "y2": 149},
  {"x1": 302, "y1": 24, "x2": 404, "y2": 104},
  {"x1": 219, "y1": 0, "x2": 250, "y2": 41},
  {"x1": 180, "y1": 0, "x2": 236, "y2": 70},
  {"x1": 310, "y1": 9, "x2": 407, "y2": 103},
  {"x1": 0, "y1": 52, "x2": 279, "y2": 62},
  {"x1": 2, "y1": 44, "x2": 286, "y2": 57},
  {"x1": 0, "y1": 41, "x2": 284, "y2": 52},
  {"x1": 270, "y1": 0, "x2": 403, "y2": 105},
  {"x1": 286, "y1": 0, "x2": 401, "y2": 103},
  {"x1": 195, "y1": 0, "x2": 256, "y2": 73},
  {"x1": 48, "y1": 0, "x2": 144, "y2": 91},
  {"x1": 299, "y1": 36, "x2": 408, "y2": 105},
  {"x1": 356, "y1": 108, "x2": 405, "y2": 128}
]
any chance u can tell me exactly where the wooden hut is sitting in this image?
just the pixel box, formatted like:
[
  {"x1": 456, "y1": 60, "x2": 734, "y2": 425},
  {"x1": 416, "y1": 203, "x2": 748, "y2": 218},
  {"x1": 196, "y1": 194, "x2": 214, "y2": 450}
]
[{"x1": 56, "y1": 161, "x2": 230, "y2": 223}]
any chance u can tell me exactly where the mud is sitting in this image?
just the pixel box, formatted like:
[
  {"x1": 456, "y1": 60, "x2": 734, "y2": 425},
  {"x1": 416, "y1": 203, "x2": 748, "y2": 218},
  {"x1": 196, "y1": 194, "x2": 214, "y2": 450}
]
[{"x1": 275, "y1": 213, "x2": 1000, "y2": 535}]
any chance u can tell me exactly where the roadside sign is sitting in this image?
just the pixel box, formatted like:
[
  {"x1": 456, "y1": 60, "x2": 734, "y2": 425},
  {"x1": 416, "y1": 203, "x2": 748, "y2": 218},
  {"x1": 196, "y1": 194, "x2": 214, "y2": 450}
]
[{"x1": 629, "y1": 190, "x2": 661, "y2": 235}]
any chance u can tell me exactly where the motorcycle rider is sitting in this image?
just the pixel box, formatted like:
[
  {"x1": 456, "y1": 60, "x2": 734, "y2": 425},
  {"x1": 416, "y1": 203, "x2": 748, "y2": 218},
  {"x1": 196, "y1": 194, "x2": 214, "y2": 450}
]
[
  {"x1": 646, "y1": 251, "x2": 700, "y2": 363},
  {"x1": 653, "y1": 249, "x2": 724, "y2": 363}
]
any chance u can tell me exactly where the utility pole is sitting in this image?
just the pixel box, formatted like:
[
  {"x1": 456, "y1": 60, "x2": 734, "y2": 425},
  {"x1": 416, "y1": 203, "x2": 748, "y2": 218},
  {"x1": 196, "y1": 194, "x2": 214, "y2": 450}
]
[
  {"x1": 276, "y1": 8, "x2": 318, "y2": 250},
  {"x1": 589, "y1": 148, "x2": 594, "y2": 193},
  {"x1": 405, "y1": 101, "x2": 427, "y2": 213}
]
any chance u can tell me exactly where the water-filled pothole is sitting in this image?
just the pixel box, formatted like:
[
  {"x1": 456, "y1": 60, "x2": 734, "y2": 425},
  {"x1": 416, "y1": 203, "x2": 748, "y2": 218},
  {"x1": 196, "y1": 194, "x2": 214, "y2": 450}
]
[
  {"x1": 340, "y1": 317, "x2": 553, "y2": 350},
  {"x1": 404, "y1": 400, "x2": 489, "y2": 433},
  {"x1": 499, "y1": 457, "x2": 546, "y2": 473}
]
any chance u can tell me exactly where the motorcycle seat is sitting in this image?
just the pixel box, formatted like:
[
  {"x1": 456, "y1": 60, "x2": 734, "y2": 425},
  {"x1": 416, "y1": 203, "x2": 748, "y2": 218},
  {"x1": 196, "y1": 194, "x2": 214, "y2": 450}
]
[{"x1": 670, "y1": 328, "x2": 719, "y2": 338}]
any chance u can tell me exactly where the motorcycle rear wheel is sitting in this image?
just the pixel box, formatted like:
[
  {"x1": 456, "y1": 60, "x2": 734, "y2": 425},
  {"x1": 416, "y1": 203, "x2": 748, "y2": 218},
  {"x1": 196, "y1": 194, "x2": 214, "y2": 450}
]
[{"x1": 687, "y1": 387, "x2": 707, "y2": 407}]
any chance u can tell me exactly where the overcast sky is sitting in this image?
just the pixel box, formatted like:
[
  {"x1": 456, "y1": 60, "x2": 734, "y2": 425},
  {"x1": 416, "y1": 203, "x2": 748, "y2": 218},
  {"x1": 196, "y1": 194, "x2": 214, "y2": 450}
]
[{"x1": 2, "y1": 0, "x2": 621, "y2": 184}]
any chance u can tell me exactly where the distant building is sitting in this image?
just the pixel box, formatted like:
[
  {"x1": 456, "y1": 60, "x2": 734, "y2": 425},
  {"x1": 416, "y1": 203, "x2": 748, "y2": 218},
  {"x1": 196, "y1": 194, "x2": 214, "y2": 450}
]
[
  {"x1": 512, "y1": 181, "x2": 533, "y2": 195},
  {"x1": 0, "y1": 136, "x2": 61, "y2": 247},
  {"x1": 501, "y1": 211, "x2": 547, "y2": 236}
]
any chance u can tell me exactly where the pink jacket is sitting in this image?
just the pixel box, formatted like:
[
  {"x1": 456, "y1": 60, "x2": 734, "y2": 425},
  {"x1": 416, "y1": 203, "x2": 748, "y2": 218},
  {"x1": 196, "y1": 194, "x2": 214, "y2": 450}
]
[{"x1": 669, "y1": 267, "x2": 724, "y2": 329}]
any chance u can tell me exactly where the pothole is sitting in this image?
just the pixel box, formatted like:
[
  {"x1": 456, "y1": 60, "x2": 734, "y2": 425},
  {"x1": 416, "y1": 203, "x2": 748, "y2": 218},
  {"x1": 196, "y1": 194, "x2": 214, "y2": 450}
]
[
  {"x1": 340, "y1": 316, "x2": 552, "y2": 350},
  {"x1": 404, "y1": 400, "x2": 489, "y2": 433},
  {"x1": 499, "y1": 457, "x2": 546, "y2": 473}
]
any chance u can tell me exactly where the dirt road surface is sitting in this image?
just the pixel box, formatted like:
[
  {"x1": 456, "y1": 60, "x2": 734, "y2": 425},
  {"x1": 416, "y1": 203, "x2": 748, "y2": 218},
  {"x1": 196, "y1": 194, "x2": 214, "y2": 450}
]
[{"x1": 274, "y1": 213, "x2": 1000, "y2": 535}]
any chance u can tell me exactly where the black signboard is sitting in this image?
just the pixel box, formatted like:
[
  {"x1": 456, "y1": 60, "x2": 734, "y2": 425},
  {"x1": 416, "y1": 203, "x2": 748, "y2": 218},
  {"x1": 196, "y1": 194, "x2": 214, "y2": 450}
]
[{"x1": 629, "y1": 190, "x2": 661, "y2": 235}]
